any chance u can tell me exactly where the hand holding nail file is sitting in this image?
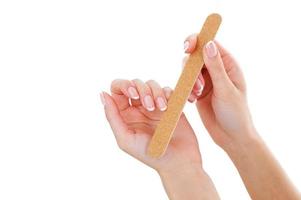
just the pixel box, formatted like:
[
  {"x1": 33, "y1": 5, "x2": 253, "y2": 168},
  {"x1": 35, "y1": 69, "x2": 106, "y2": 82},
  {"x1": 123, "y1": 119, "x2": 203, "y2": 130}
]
[{"x1": 147, "y1": 13, "x2": 222, "y2": 158}]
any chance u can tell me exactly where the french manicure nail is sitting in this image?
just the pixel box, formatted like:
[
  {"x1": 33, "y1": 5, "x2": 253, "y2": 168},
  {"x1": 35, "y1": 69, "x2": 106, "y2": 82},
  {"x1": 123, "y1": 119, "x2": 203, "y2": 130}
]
[
  {"x1": 157, "y1": 97, "x2": 167, "y2": 111},
  {"x1": 128, "y1": 87, "x2": 139, "y2": 99},
  {"x1": 196, "y1": 90, "x2": 203, "y2": 96},
  {"x1": 144, "y1": 95, "x2": 155, "y2": 111},
  {"x1": 206, "y1": 41, "x2": 218, "y2": 58},
  {"x1": 195, "y1": 79, "x2": 204, "y2": 96},
  {"x1": 100, "y1": 92, "x2": 106, "y2": 106},
  {"x1": 163, "y1": 87, "x2": 173, "y2": 99},
  {"x1": 184, "y1": 41, "x2": 189, "y2": 52}
]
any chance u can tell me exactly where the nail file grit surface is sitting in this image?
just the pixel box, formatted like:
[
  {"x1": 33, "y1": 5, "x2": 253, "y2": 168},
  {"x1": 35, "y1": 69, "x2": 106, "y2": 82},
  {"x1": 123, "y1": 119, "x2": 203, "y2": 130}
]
[{"x1": 147, "y1": 13, "x2": 222, "y2": 158}]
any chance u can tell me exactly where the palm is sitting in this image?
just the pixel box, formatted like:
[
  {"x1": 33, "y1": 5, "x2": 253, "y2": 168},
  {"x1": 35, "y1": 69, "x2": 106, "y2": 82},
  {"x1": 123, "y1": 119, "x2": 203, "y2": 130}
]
[
  {"x1": 196, "y1": 61, "x2": 247, "y2": 147},
  {"x1": 111, "y1": 92, "x2": 202, "y2": 170}
]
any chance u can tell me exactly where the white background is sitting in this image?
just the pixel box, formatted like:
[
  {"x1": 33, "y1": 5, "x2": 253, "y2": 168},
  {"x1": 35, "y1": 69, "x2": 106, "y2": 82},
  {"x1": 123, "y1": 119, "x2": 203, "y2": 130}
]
[{"x1": 1, "y1": 0, "x2": 301, "y2": 199}]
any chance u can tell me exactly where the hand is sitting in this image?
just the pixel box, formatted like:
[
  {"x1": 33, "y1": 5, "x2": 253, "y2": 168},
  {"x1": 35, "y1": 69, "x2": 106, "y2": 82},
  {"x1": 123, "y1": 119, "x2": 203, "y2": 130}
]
[
  {"x1": 184, "y1": 36, "x2": 301, "y2": 200},
  {"x1": 101, "y1": 79, "x2": 220, "y2": 199},
  {"x1": 101, "y1": 79, "x2": 202, "y2": 173},
  {"x1": 184, "y1": 35, "x2": 257, "y2": 149}
]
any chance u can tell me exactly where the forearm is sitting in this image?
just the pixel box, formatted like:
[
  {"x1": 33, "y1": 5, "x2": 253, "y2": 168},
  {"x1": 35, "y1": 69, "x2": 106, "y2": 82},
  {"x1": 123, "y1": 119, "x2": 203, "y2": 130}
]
[
  {"x1": 225, "y1": 131, "x2": 301, "y2": 200},
  {"x1": 158, "y1": 165, "x2": 220, "y2": 200}
]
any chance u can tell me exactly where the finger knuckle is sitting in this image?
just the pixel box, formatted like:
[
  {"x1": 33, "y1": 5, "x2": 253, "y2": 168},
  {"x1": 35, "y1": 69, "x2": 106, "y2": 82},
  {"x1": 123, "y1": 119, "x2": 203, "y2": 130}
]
[
  {"x1": 132, "y1": 78, "x2": 143, "y2": 85},
  {"x1": 163, "y1": 87, "x2": 172, "y2": 93},
  {"x1": 132, "y1": 78, "x2": 142, "y2": 82},
  {"x1": 110, "y1": 79, "x2": 119, "y2": 87},
  {"x1": 146, "y1": 79, "x2": 157, "y2": 85}
]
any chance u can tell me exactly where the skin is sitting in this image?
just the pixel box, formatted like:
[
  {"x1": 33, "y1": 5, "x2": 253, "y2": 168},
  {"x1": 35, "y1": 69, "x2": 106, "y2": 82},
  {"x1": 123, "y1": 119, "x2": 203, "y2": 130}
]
[
  {"x1": 185, "y1": 35, "x2": 301, "y2": 200},
  {"x1": 101, "y1": 35, "x2": 301, "y2": 199},
  {"x1": 101, "y1": 79, "x2": 220, "y2": 199}
]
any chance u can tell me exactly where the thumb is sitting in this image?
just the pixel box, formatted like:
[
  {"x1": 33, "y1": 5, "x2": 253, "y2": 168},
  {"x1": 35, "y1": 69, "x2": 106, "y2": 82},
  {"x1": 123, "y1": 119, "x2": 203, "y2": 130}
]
[
  {"x1": 101, "y1": 92, "x2": 134, "y2": 151},
  {"x1": 203, "y1": 41, "x2": 234, "y2": 93}
]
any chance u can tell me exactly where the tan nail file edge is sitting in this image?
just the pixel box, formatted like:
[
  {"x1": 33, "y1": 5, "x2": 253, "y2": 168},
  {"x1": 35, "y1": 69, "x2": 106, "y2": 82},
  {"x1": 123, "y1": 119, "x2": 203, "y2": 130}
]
[{"x1": 147, "y1": 13, "x2": 222, "y2": 158}]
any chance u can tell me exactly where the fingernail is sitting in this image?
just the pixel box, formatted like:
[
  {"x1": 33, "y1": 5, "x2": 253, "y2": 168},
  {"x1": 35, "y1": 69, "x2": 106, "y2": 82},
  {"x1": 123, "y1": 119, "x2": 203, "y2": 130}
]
[
  {"x1": 157, "y1": 97, "x2": 167, "y2": 111},
  {"x1": 144, "y1": 95, "x2": 155, "y2": 111},
  {"x1": 195, "y1": 79, "x2": 204, "y2": 96},
  {"x1": 128, "y1": 87, "x2": 139, "y2": 99},
  {"x1": 188, "y1": 95, "x2": 196, "y2": 103},
  {"x1": 163, "y1": 87, "x2": 173, "y2": 99},
  {"x1": 100, "y1": 92, "x2": 106, "y2": 106},
  {"x1": 184, "y1": 41, "x2": 189, "y2": 52},
  {"x1": 205, "y1": 41, "x2": 218, "y2": 58}
]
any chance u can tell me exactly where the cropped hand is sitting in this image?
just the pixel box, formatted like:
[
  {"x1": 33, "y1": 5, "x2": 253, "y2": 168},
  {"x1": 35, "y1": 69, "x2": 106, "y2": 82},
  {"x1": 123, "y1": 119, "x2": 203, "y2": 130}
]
[
  {"x1": 184, "y1": 35, "x2": 257, "y2": 149},
  {"x1": 101, "y1": 79, "x2": 202, "y2": 173},
  {"x1": 101, "y1": 79, "x2": 220, "y2": 199},
  {"x1": 184, "y1": 35, "x2": 301, "y2": 200}
]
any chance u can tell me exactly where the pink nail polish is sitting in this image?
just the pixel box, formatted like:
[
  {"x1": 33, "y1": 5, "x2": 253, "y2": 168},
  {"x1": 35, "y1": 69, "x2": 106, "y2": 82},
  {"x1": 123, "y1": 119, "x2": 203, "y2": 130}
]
[
  {"x1": 157, "y1": 97, "x2": 167, "y2": 111},
  {"x1": 144, "y1": 95, "x2": 155, "y2": 111},
  {"x1": 128, "y1": 87, "x2": 139, "y2": 99},
  {"x1": 100, "y1": 92, "x2": 106, "y2": 106},
  {"x1": 206, "y1": 41, "x2": 218, "y2": 58}
]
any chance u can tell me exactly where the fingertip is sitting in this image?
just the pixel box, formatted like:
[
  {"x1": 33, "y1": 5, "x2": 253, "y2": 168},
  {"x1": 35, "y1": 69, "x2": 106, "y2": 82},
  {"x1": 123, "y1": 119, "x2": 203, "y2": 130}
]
[
  {"x1": 156, "y1": 96, "x2": 167, "y2": 111},
  {"x1": 127, "y1": 86, "x2": 140, "y2": 100},
  {"x1": 202, "y1": 41, "x2": 235, "y2": 93},
  {"x1": 184, "y1": 34, "x2": 197, "y2": 53},
  {"x1": 202, "y1": 41, "x2": 219, "y2": 70},
  {"x1": 204, "y1": 41, "x2": 218, "y2": 59},
  {"x1": 184, "y1": 41, "x2": 189, "y2": 53},
  {"x1": 100, "y1": 92, "x2": 106, "y2": 106},
  {"x1": 143, "y1": 95, "x2": 155, "y2": 112},
  {"x1": 192, "y1": 72, "x2": 205, "y2": 98},
  {"x1": 102, "y1": 92, "x2": 114, "y2": 121},
  {"x1": 102, "y1": 92, "x2": 113, "y2": 110},
  {"x1": 111, "y1": 79, "x2": 133, "y2": 99},
  {"x1": 102, "y1": 91, "x2": 109, "y2": 101},
  {"x1": 163, "y1": 87, "x2": 173, "y2": 100},
  {"x1": 188, "y1": 93, "x2": 196, "y2": 103},
  {"x1": 197, "y1": 73, "x2": 205, "y2": 95},
  {"x1": 103, "y1": 92, "x2": 121, "y2": 114}
]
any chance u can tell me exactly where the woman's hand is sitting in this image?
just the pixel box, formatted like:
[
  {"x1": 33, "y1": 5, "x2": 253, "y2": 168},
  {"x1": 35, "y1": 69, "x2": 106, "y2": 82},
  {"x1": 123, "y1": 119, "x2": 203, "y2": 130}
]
[
  {"x1": 101, "y1": 79, "x2": 201, "y2": 172},
  {"x1": 101, "y1": 79, "x2": 220, "y2": 199},
  {"x1": 184, "y1": 35, "x2": 257, "y2": 149},
  {"x1": 184, "y1": 35, "x2": 301, "y2": 200}
]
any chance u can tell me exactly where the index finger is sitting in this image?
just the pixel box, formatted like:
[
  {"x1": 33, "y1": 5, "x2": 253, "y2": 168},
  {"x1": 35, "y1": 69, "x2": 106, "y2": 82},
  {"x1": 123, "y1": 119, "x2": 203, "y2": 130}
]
[
  {"x1": 111, "y1": 79, "x2": 139, "y2": 100},
  {"x1": 184, "y1": 34, "x2": 198, "y2": 53},
  {"x1": 185, "y1": 35, "x2": 232, "y2": 60}
]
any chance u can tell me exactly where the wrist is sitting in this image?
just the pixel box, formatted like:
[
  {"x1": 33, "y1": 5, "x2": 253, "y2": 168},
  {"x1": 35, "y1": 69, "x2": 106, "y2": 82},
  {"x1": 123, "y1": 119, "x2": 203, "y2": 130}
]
[
  {"x1": 222, "y1": 127, "x2": 263, "y2": 158},
  {"x1": 158, "y1": 162, "x2": 205, "y2": 181},
  {"x1": 158, "y1": 164, "x2": 220, "y2": 200}
]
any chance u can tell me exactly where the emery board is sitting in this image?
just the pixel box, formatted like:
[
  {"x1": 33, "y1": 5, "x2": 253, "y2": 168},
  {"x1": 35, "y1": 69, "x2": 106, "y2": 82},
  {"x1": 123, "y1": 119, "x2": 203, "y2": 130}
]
[{"x1": 147, "y1": 13, "x2": 222, "y2": 158}]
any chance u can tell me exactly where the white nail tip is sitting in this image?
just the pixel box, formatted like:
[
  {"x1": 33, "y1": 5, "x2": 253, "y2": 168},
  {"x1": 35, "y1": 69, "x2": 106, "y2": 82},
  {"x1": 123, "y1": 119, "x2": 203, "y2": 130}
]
[
  {"x1": 147, "y1": 107, "x2": 155, "y2": 111},
  {"x1": 159, "y1": 106, "x2": 167, "y2": 111},
  {"x1": 196, "y1": 89, "x2": 203, "y2": 96}
]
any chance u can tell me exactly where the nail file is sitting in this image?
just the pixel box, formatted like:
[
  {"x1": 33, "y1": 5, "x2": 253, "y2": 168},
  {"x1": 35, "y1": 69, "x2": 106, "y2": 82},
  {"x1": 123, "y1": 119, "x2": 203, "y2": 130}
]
[{"x1": 147, "y1": 13, "x2": 222, "y2": 158}]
